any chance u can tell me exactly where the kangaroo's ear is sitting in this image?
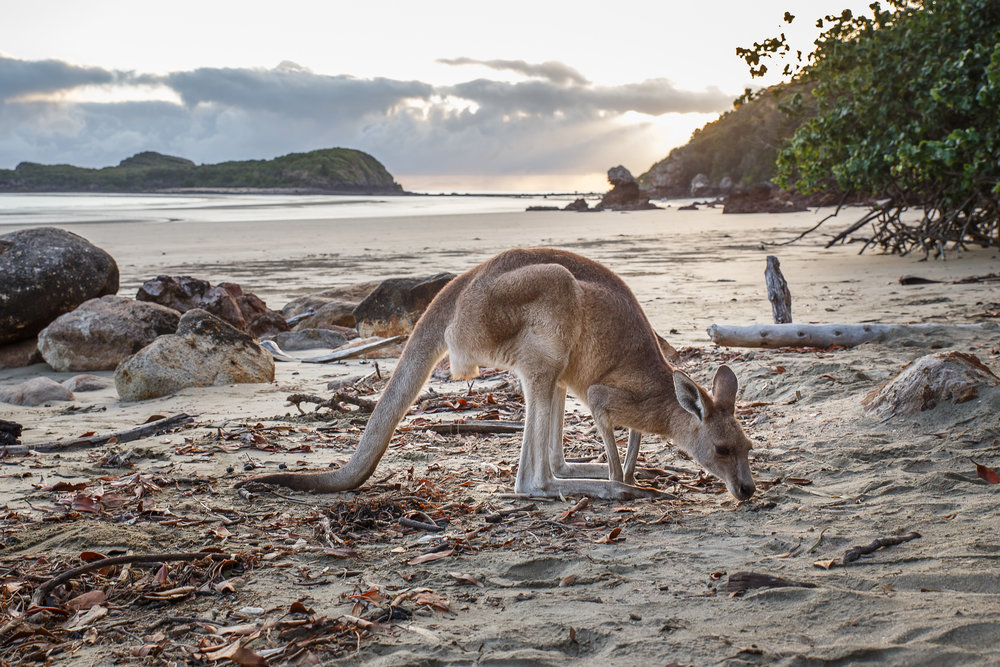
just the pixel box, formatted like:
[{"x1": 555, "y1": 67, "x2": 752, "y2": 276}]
[
  {"x1": 712, "y1": 365, "x2": 738, "y2": 414},
  {"x1": 674, "y1": 370, "x2": 706, "y2": 422}
]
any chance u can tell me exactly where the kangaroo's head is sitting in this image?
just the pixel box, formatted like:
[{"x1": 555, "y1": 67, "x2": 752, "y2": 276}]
[{"x1": 673, "y1": 365, "x2": 756, "y2": 501}]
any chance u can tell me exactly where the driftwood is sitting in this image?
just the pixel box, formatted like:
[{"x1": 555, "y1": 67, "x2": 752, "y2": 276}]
[
  {"x1": 765, "y1": 256, "x2": 792, "y2": 324},
  {"x1": 286, "y1": 392, "x2": 378, "y2": 413},
  {"x1": 707, "y1": 322, "x2": 999, "y2": 349},
  {"x1": 301, "y1": 336, "x2": 405, "y2": 363},
  {"x1": 405, "y1": 420, "x2": 525, "y2": 435},
  {"x1": 726, "y1": 571, "x2": 817, "y2": 595},
  {"x1": 0, "y1": 413, "x2": 193, "y2": 455}
]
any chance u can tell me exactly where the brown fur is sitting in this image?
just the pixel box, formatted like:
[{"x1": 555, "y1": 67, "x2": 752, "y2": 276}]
[{"x1": 242, "y1": 249, "x2": 755, "y2": 500}]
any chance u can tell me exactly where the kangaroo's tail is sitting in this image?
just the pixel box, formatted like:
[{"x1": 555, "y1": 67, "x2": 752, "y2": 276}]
[{"x1": 240, "y1": 277, "x2": 464, "y2": 492}]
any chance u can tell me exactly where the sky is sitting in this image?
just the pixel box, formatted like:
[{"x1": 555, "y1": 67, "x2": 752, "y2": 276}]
[{"x1": 0, "y1": 1, "x2": 875, "y2": 191}]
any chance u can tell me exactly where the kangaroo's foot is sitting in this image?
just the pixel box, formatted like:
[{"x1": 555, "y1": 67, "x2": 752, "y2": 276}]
[
  {"x1": 551, "y1": 461, "x2": 613, "y2": 479},
  {"x1": 517, "y1": 478, "x2": 674, "y2": 500}
]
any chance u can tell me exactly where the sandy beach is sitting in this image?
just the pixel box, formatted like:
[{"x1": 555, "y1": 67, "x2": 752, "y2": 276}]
[{"x1": 3, "y1": 198, "x2": 1000, "y2": 665}]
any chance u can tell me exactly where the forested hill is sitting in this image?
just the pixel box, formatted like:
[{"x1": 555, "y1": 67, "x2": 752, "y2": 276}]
[
  {"x1": 638, "y1": 82, "x2": 808, "y2": 198},
  {"x1": 0, "y1": 148, "x2": 404, "y2": 194}
]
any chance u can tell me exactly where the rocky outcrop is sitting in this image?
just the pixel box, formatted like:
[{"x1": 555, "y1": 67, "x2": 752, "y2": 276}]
[
  {"x1": 136, "y1": 276, "x2": 287, "y2": 337},
  {"x1": 115, "y1": 309, "x2": 275, "y2": 402},
  {"x1": 722, "y1": 184, "x2": 808, "y2": 214},
  {"x1": 862, "y1": 351, "x2": 1000, "y2": 418},
  {"x1": 563, "y1": 198, "x2": 590, "y2": 212},
  {"x1": 353, "y1": 274, "x2": 455, "y2": 338},
  {"x1": 0, "y1": 376, "x2": 74, "y2": 406},
  {"x1": 37, "y1": 295, "x2": 180, "y2": 372},
  {"x1": 595, "y1": 166, "x2": 657, "y2": 211},
  {"x1": 0, "y1": 227, "x2": 119, "y2": 344}
]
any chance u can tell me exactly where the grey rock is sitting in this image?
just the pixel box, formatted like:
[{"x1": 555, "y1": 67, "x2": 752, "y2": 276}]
[
  {"x1": 115, "y1": 309, "x2": 275, "y2": 402},
  {"x1": 62, "y1": 374, "x2": 112, "y2": 392},
  {"x1": 0, "y1": 376, "x2": 74, "y2": 406},
  {"x1": 0, "y1": 227, "x2": 119, "y2": 344},
  {"x1": 38, "y1": 295, "x2": 180, "y2": 372},
  {"x1": 283, "y1": 297, "x2": 357, "y2": 330},
  {"x1": 0, "y1": 338, "x2": 42, "y2": 369},
  {"x1": 607, "y1": 165, "x2": 637, "y2": 187},
  {"x1": 136, "y1": 276, "x2": 287, "y2": 337}
]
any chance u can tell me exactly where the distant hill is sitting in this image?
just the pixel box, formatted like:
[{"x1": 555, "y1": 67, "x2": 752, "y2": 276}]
[
  {"x1": 639, "y1": 82, "x2": 812, "y2": 197},
  {"x1": 0, "y1": 148, "x2": 404, "y2": 194}
]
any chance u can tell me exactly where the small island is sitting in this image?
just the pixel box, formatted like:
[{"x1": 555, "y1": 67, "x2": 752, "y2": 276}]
[{"x1": 0, "y1": 147, "x2": 404, "y2": 195}]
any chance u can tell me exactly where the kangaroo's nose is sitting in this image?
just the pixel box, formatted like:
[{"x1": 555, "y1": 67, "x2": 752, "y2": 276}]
[{"x1": 738, "y1": 482, "x2": 756, "y2": 500}]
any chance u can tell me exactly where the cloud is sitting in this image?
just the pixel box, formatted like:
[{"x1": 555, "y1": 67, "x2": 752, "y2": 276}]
[
  {"x1": 437, "y1": 57, "x2": 589, "y2": 85},
  {"x1": 0, "y1": 55, "x2": 129, "y2": 102},
  {"x1": 0, "y1": 57, "x2": 734, "y2": 180}
]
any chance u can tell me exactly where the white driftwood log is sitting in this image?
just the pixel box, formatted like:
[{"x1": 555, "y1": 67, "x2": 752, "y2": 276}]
[{"x1": 707, "y1": 322, "x2": 999, "y2": 349}]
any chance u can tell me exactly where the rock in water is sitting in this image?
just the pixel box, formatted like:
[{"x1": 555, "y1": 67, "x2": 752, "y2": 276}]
[
  {"x1": 115, "y1": 309, "x2": 275, "y2": 402},
  {"x1": 353, "y1": 274, "x2": 455, "y2": 338},
  {"x1": 0, "y1": 376, "x2": 75, "y2": 406},
  {"x1": 37, "y1": 295, "x2": 180, "y2": 372},
  {"x1": 596, "y1": 165, "x2": 657, "y2": 211},
  {"x1": 863, "y1": 351, "x2": 1000, "y2": 418},
  {"x1": 0, "y1": 227, "x2": 119, "y2": 344}
]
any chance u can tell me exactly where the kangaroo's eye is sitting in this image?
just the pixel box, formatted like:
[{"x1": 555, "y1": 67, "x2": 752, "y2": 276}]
[{"x1": 715, "y1": 446, "x2": 732, "y2": 457}]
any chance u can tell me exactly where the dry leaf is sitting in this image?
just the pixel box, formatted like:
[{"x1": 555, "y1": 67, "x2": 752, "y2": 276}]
[
  {"x1": 289, "y1": 600, "x2": 314, "y2": 614},
  {"x1": 411, "y1": 591, "x2": 450, "y2": 612},
  {"x1": 972, "y1": 459, "x2": 1000, "y2": 484},
  {"x1": 596, "y1": 527, "x2": 622, "y2": 544},
  {"x1": 448, "y1": 572, "x2": 484, "y2": 587},
  {"x1": 144, "y1": 585, "x2": 195, "y2": 600},
  {"x1": 71, "y1": 496, "x2": 102, "y2": 513},
  {"x1": 64, "y1": 604, "x2": 108, "y2": 631},
  {"x1": 66, "y1": 589, "x2": 106, "y2": 611},
  {"x1": 43, "y1": 481, "x2": 88, "y2": 492},
  {"x1": 813, "y1": 559, "x2": 837, "y2": 569},
  {"x1": 408, "y1": 549, "x2": 455, "y2": 565},
  {"x1": 559, "y1": 574, "x2": 578, "y2": 587}
]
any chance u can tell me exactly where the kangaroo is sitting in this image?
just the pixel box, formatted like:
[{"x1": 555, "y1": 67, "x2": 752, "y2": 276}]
[{"x1": 243, "y1": 248, "x2": 756, "y2": 501}]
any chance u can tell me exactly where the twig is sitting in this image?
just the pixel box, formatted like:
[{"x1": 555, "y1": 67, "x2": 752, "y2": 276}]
[
  {"x1": 408, "y1": 421, "x2": 524, "y2": 435},
  {"x1": 843, "y1": 531, "x2": 921, "y2": 564},
  {"x1": 398, "y1": 517, "x2": 443, "y2": 532},
  {"x1": 0, "y1": 414, "x2": 193, "y2": 455}
]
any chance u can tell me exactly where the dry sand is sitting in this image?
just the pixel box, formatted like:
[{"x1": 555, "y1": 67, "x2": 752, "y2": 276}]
[{"x1": 2, "y1": 203, "x2": 1000, "y2": 665}]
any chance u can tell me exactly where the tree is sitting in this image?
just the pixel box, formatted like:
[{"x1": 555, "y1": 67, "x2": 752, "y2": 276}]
[{"x1": 740, "y1": 0, "x2": 1000, "y2": 256}]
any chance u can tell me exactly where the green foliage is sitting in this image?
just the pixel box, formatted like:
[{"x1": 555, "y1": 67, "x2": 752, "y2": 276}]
[
  {"x1": 639, "y1": 81, "x2": 812, "y2": 193},
  {"x1": 0, "y1": 148, "x2": 402, "y2": 194},
  {"x1": 742, "y1": 0, "x2": 1000, "y2": 255}
]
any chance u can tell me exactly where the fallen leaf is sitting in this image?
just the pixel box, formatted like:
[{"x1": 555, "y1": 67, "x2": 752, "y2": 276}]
[
  {"x1": 972, "y1": 459, "x2": 1000, "y2": 484},
  {"x1": 408, "y1": 549, "x2": 455, "y2": 565},
  {"x1": 813, "y1": 559, "x2": 837, "y2": 570},
  {"x1": 43, "y1": 481, "x2": 88, "y2": 492},
  {"x1": 448, "y1": 572, "x2": 484, "y2": 587},
  {"x1": 411, "y1": 591, "x2": 450, "y2": 612},
  {"x1": 144, "y1": 585, "x2": 195, "y2": 600},
  {"x1": 596, "y1": 527, "x2": 622, "y2": 544},
  {"x1": 559, "y1": 574, "x2": 577, "y2": 587},
  {"x1": 71, "y1": 496, "x2": 102, "y2": 513},
  {"x1": 322, "y1": 547, "x2": 360, "y2": 559},
  {"x1": 289, "y1": 601, "x2": 314, "y2": 614},
  {"x1": 64, "y1": 604, "x2": 108, "y2": 631},
  {"x1": 66, "y1": 590, "x2": 106, "y2": 611},
  {"x1": 79, "y1": 551, "x2": 107, "y2": 562},
  {"x1": 772, "y1": 366, "x2": 788, "y2": 375}
]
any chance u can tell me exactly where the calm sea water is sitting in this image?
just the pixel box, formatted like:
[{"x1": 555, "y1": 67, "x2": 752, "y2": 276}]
[{"x1": 0, "y1": 192, "x2": 587, "y2": 226}]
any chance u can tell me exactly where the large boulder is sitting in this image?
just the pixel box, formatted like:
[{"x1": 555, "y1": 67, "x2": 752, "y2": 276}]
[
  {"x1": 0, "y1": 338, "x2": 43, "y2": 369},
  {"x1": 0, "y1": 376, "x2": 74, "y2": 406},
  {"x1": 0, "y1": 227, "x2": 119, "y2": 344},
  {"x1": 37, "y1": 295, "x2": 180, "y2": 372},
  {"x1": 862, "y1": 351, "x2": 1000, "y2": 418},
  {"x1": 136, "y1": 276, "x2": 286, "y2": 337},
  {"x1": 596, "y1": 166, "x2": 657, "y2": 212},
  {"x1": 353, "y1": 274, "x2": 455, "y2": 338},
  {"x1": 115, "y1": 309, "x2": 275, "y2": 402}
]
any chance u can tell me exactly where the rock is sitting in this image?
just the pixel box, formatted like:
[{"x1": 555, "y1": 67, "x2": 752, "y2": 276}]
[
  {"x1": 0, "y1": 227, "x2": 119, "y2": 344},
  {"x1": 282, "y1": 297, "x2": 358, "y2": 330},
  {"x1": 0, "y1": 376, "x2": 75, "y2": 406},
  {"x1": 862, "y1": 351, "x2": 1000, "y2": 418},
  {"x1": 265, "y1": 328, "x2": 350, "y2": 351},
  {"x1": 0, "y1": 419, "x2": 21, "y2": 446},
  {"x1": 0, "y1": 338, "x2": 43, "y2": 369},
  {"x1": 353, "y1": 274, "x2": 456, "y2": 338},
  {"x1": 315, "y1": 281, "x2": 382, "y2": 304},
  {"x1": 62, "y1": 374, "x2": 112, "y2": 392},
  {"x1": 115, "y1": 309, "x2": 275, "y2": 402},
  {"x1": 596, "y1": 166, "x2": 657, "y2": 212},
  {"x1": 689, "y1": 173, "x2": 712, "y2": 197},
  {"x1": 37, "y1": 295, "x2": 180, "y2": 372},
  {"x1": 136, "y1": 276, "x2": 287, "y2": 337},
  {"x1": 723, "y1": 184, "x2": 808, "y2": 214},
  {"x1": 525, "y1": 205, "x2": 560, "y2": 211},
  {"x1": 563, "y1": 198, "x2": 590, "y2": 212},
  {"x1": 719, "y1": 176, "x2": 734, "y2": 191}
]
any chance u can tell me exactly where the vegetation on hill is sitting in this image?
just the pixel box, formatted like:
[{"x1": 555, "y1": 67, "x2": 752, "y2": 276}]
[
  {"x1": 738, "y1": 0, "x2": 1000, "y2": 255},
  {"x1": 0, "y1": 148, "x2": 403, "y2": 194},
  {"x1": 638, "y1": 82, "x2": 811, "y2": 196}
]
